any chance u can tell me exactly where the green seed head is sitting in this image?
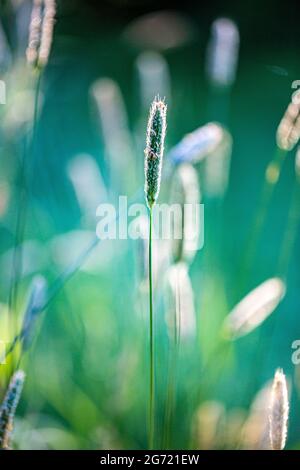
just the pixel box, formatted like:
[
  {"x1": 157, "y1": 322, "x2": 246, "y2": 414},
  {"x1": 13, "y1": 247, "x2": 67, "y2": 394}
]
[
  {"x1": 144, "y1": 97, "x2": 167, "y2": 209},
  {"x1": 0, "y1": 370, "x2": 25, "y2": 449}
]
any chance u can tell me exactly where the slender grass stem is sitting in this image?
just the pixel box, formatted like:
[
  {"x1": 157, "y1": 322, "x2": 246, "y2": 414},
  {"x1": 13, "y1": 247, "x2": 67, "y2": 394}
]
[
  {"x1": 7, "y1": 69, "x2": 42, "y2": 373},
  {"x1": 148, "y1": 207, "x2": 155, "y2": 449},
  {"x1": 277, "y1": 179, "x2": 300, "y2": 278},
  {"x1": 239, "y1": 148, "x2": 287, "y2": 292},
  {"x1": 163, "y1": 268, "x2": 181, "y2": 449},
  {"x1": 256, "y1": 177, "x2": 300, "y2": 384}
]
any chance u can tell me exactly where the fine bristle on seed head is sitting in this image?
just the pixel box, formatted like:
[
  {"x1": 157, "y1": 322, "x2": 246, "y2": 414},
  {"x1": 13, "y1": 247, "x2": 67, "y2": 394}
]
[
  {"x1": 269, "y1": 368, "x2": 289, "y2": 450},
  {"x1": 144, "y1": 96, "x2": 167, "y2": 209},
  {"x1": 0, "y1": 370, "x2": 26, "y2": 449}
]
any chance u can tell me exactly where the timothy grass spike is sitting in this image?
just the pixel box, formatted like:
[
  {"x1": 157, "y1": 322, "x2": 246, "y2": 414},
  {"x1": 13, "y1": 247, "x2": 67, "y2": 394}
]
[
  {"x1": 0, "y1": 371, "x2": 25, "y2": 450},
  {"x1": 144, "y1": 96, "x2": 167, "y2": 449},
  {"x1": 144, "y1": 97, "x2": 167, "y2": 208},
  {"x1": 269, "y1": 369, "x2": 289, "y2": 450}
]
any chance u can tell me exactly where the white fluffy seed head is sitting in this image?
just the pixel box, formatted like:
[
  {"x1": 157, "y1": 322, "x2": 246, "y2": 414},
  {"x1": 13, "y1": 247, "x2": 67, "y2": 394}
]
[
  {"x1": 193, "y1": 401, "x2": 226, "y2": 449},
  {"x1": 240, "y1": 380, "x2": 273, "y2": 449},
  {"x1": 38, "y1": 0, "x2": 56, "y2": 67},
  {"x1": 206, "y1": 17, "x2": 240, "y2": 88},
  {"x1": 276, "y1": 92, "x2": 300, "y2": 151},
  {"x1": 169, "y1": 122, "x2": 224, "y2": 165},
  {"x1": 136, "y1": 51, "x2": 171, "y2": 110},
  {"x1": 223, "y1": 278, "x2": 286, "y2": 339},
  {"x1": 170, "y1": 163, "x2": 201, "y2": 265},
  {"x1": 204, "y1": 127, "x2": 233, "y2": 198},
  {"x1": 164, "y1": 262, "x2": 196, "y2": 342},
  {"x1": 26, "y1": 0, "x2": 56, "y2": 69},
  {"x1": 91, "y1": 78, "x2": 134, "y2": 193},
  {"x1": 269, "y1": 369, "x2": 289, "y2": 450}
]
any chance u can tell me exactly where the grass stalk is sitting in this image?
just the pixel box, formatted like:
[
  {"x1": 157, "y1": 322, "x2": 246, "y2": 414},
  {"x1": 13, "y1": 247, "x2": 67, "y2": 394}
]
[
  {"x1": 8, "y1": 69, "x2": 42, "y2": 372},
  {"x1": 239, "y1": 147, "x2": 286, "y2": 291},
  {"x1": 148, "y1": 207, "x2": 155, "y2": 449},
  {"x1": 277, "y1": 180, "x2": 300, "y2": 278},
  {"x1": 163, "y1": 268, "x2": 181, "y2": 449}
]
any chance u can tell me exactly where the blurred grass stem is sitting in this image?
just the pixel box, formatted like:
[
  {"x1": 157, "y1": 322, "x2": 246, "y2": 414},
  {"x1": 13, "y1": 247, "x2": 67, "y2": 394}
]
[{"x1": 239, "y1": 148, "x2": 286, "y2": 290}]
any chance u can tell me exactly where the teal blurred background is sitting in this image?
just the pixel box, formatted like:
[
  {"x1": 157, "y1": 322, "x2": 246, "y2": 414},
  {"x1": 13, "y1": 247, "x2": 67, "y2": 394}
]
[{"x1": 0, "y1": 0, "x2": 300, "y2": 450}]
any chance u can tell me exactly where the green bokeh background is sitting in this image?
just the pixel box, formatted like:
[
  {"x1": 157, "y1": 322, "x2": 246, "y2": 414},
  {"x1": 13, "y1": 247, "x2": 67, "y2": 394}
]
[{"x1": 0, "y1": 0, "x2": 300, "y2": 450}]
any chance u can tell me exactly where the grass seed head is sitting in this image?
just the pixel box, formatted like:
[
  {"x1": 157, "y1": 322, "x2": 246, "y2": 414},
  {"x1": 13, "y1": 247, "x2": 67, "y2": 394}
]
[
  {"x1": 269, "y1": 369, "x2": 289, "y2": 450},
  {"x1": 0, "y1": 370, "x2": 25, "y2": 449},
  {"x1": 164, "y1": 262, "x2": 196, "y2": 341},
  {"x1": 206, "y1": 17, "x2": 240, "y2": 88},
  {"x1": 170, "y1": 163, "x2": 201, "y2": 264},
  {"x1": 276, "y1": 91, "x2": 300, "y2": 151},
  {"x1": 26, "y1": 0, "x2": 56, "y2": 69},
  {"x1": 168, "y1": 122, "x2": 224, "y2": 165},
  {"x1": 223, "y1": 278, "x2": 286, "y2": 339},
  {"x1": 204, "y1": 127, "x2": 233, "y2": 198},
  {"x1": 144, "y1": 96, "x2": 167, "y2": 209}
]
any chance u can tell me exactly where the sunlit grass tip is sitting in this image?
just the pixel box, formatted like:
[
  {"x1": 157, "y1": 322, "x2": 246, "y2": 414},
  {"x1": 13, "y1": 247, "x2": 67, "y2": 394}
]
[
  {"x1": 144, "y1": 96, "x2": 167, "y2": 209},
  {"x1": 0, "y1": 370, "x2": 26, "y2": 450},
  {"x1": 269, "y1": 368, "x2": 289, "y2": 450},
  {"x1": 222, "y1": 278, "x2": 286, "y2": 339}
]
